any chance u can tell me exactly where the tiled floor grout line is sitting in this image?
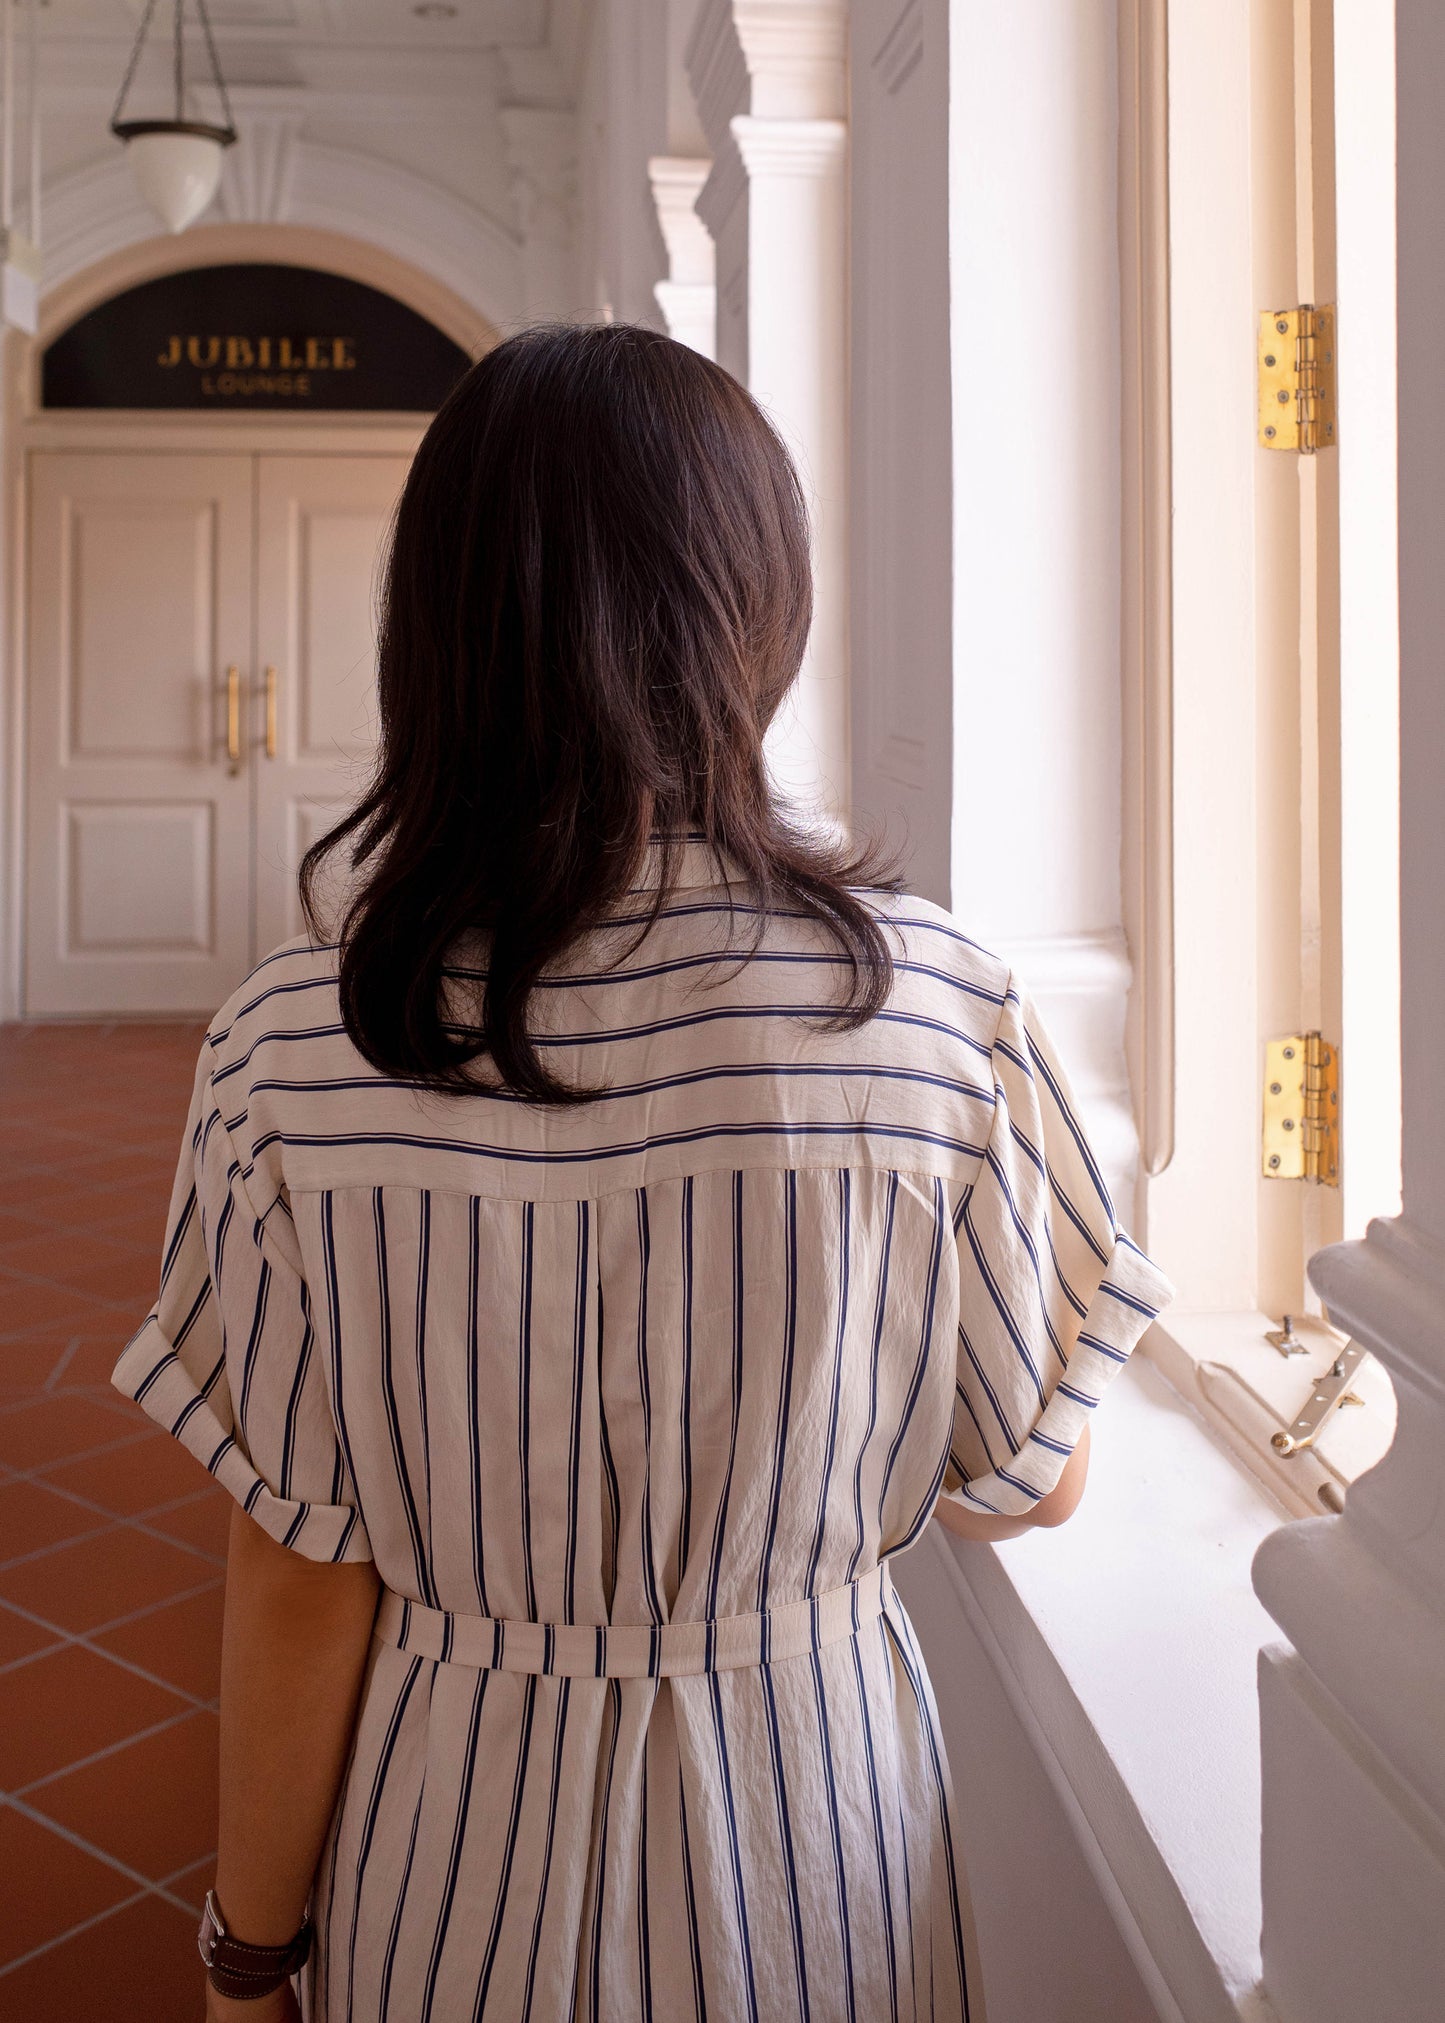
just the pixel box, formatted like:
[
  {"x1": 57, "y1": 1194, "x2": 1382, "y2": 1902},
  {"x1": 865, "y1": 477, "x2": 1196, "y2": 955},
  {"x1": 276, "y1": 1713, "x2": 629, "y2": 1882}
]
[
  {"x1": 0, "y1": 1387, "x2": 145, "y2": 1425},
  {"x1": 5, "y1": 1513, "x2": 226, "y2": 1577},
  {"x1": 0, "y1": 1569, "x2": 227, "y2": 1666},
  {"x1": 0, "y1": 1884, "x2": 157, "y2": 1982},
  {"x1": 18, "y1": 1475, "x2": 224, "y2": 1524},
  {"x1": 0, "y1": 1339, "x2": 127, "y2": 1359},
  {"x1": 0, "y1": 1481, "x2": 229, "y2": 1572},
  {"x1": 0, "y1": 1187, "x2": 175, "y2": 1211},
  {"x1": 0, "y1": 1205, "x2": 169, "y2": 1234},
  {"x1": 0, "y1": 1636, "x2": 67, "y2": 1679},
  {"x1": 10, "y1": 1703, "x2": 203, "y2": 1800},
  {"x1": 0, "y1": 1260, "x2": 146, "y2": 1310},
  {"x1": 5, "y1": 1383, "x2": 139, "y2": 1399},
  {"x1": 0, "y1": 1515, "x2": 118, "y2": 1575},
  {"x1": 0, "y1": 1143, "x2": 178, "y2": 1169},
  {"x1": 0, "y1": 1427, "x2": 157, "y2": 1467},
  {"x1": 0, "y1": 1207, "x2": 166, "y2": 1235},
  {"x1": 0, "y1": 1433, "x2": 154, "y2": 1474},
  {"x1": 0, "y1": 1270, "x2": 151, "y2": 1304},
  {"x1": 126, "y1": 1517, "x2": 228, "y2": 1569},
  {"x1": 0, "y1": 1797, "x2": 209, "y2": 1975},
  {"x1": 0, "y1": 1189, "x2": 166, "y2": 1210},
  {"x1": 0, "y1": 1230, "x2": 157, "y2": 1256},
  {"x1": 1, "y1": 1025, "x2": 225, "y2": 1989},
  {"x1": 0, "y1": 1610, "x2": 221, "y2": 1709},
  {"x1": 0, "y1": 1140, "x2": 167, "y2": 1162},
  {"x1": 0, "y1": 1209, "x2": 170, "y2": 1240},
  {"x1": 41, "y1": 1339, "x2": 80, "y2": 1389},
  {"x1": 0, "y1": 1228, "x2": 157, "y2": 1247},
  {"x1": 0, "y1": 1213, "x2": 161, "y2": 1242},
  {"x1": 47, "y1": 1380, "x2": 152, "y2": 1397},
  {"x1": 155, "y1": 1854, "x2": 218, "y2": 1893}
]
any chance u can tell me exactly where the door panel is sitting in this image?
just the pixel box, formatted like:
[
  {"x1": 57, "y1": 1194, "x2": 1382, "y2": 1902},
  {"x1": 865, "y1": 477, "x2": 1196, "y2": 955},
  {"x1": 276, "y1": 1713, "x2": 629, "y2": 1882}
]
[
  {"x1": 66, "y1": 802, "x2": 215, "y2": 951},
  {"x1": 253, "y1": 455, "x2": 409, "y2": 950},
  {"x1": 25, "y1": 452, "x2": 253, "y2": 1015}
]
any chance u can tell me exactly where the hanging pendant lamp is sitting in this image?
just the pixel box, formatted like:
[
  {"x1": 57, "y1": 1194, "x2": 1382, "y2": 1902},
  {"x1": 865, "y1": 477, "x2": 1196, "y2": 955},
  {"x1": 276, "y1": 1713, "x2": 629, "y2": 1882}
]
[{"x1": 110, "y1": 0, "x2": 237, "y2": 235}]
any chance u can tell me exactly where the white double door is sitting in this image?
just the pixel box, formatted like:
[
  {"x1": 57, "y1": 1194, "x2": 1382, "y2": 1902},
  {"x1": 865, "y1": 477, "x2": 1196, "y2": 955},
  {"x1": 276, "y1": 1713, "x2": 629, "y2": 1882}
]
[{"x1": 25, "y1": 448, "x2": 411, "y2": 1016}]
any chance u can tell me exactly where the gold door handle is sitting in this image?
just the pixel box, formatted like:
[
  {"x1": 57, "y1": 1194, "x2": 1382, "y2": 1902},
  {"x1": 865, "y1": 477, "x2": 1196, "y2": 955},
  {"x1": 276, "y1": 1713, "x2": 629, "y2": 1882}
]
[
  {"x1": 226, "y1": 665, "x2": 241, "y2": 772},
  {"x1": 264, "y1": 665, "x2": 279, "y2": 759}
]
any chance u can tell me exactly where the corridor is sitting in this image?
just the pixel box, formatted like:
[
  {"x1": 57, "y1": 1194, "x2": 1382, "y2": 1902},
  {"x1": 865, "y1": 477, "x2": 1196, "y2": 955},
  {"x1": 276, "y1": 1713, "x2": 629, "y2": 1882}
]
[
  {"x1": 0, "y1": 0, "x2": 1441, "y2": 2018},
  {"x1": 0, "y1": 1026, "x2": 219, "y2": 2016}
]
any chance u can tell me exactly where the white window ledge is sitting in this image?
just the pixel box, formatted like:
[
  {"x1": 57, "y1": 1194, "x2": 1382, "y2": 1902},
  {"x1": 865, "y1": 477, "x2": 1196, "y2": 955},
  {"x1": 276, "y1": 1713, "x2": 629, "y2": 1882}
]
[
  {"x1": 1146, "y1": 1310, "x2": 1397, "y2": 1517},
  {"x1": 895, "y1": 1353, "x2": 1287, "y2": 2023}
]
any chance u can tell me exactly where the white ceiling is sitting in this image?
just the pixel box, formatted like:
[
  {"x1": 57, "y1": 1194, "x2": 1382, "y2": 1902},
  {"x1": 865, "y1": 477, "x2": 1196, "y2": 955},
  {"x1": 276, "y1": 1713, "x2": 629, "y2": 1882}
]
[
  {"x1": 45, "y1": 0, "x2": 553, "y2": 55},
  {"x1": 35, "y1": 0, "x2": 584, "y2": 220}
]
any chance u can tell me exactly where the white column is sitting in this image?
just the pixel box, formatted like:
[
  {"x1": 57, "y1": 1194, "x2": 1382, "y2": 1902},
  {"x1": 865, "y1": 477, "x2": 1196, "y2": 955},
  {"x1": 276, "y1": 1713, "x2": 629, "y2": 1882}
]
[
  {"x1": 686, "y1": 0, "x2": 849, "y2": 826},
  {"x1": 848, "y1": 0, "x2": 953, "y2": 906},
  {"x1": 944, "y1": 0, "x2": 1137, "y2": 1210},
  {"x1": 1249, "y1": 5, "x2": 1445, "y2": 2019},
  {"x1": 648, "y1": 155, "x2": 716, "y2": 358},
  {"x1": 499, "y1": 106, "x2": 580, "y2": 323}
]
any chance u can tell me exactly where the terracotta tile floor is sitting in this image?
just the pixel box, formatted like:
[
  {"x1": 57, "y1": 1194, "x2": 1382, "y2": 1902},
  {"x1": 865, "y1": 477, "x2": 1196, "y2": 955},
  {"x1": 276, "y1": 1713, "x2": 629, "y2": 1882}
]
[{"x1": 0, "y1": 1022, "x2": 227, "y2": 2019}]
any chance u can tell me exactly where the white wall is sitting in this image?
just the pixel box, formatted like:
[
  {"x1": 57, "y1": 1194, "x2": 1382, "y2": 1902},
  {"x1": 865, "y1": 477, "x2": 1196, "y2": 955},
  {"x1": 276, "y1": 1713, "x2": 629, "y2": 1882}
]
[{"x1": 896, "y1": 1540, "x2": 1165, "y2": 2023}]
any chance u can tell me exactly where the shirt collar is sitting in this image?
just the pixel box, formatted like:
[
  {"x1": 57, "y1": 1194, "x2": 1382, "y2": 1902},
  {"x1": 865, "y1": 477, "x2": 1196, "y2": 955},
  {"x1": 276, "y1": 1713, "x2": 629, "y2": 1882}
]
[{"x1": 628, "y1": 832, "x2": 734, "y2": 894}]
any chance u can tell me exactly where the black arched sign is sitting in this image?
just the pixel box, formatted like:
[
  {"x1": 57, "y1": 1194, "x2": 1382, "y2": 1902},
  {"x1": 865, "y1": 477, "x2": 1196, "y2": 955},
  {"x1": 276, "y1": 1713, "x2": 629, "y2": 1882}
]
[{"x1": 42, "y1": 263, "x2": 474, "y2": 412}]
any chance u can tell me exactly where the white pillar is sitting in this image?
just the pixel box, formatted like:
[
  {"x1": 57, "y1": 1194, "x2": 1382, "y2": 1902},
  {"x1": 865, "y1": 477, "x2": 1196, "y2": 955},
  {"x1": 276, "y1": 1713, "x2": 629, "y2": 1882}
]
[
  {"x1": 499, "y1": 106, "x2": 580, "y2": 324},
  {"x1": 1249, "y1": 6, "x2": 1445, "y2": 2018},
  {"x1": 685, "y1": 0, "x2": 849, "y2": 826},
  {"x1": 648, "y1": 155, "x2": 716, "y2": 358},
  {"x1": 847, "y1": 0, "x2": 953, "y2": 905}
]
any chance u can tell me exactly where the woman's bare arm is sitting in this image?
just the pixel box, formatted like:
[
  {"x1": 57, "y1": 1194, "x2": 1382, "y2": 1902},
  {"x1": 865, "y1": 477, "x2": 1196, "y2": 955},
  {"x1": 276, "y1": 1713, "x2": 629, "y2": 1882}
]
[
  {"x1": 206, "y1": 1505, "x2": 380, "y2": 2022},
  {"x1": 932, "y1": 1422, "x2": 1091, "y2": 1543}
]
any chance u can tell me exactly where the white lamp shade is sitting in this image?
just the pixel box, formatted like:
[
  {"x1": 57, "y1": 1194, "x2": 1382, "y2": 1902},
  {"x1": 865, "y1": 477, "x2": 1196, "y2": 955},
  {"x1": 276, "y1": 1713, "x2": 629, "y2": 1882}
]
[{"x1": 126, "y1": 129, "x2": 226, "y2": 234}]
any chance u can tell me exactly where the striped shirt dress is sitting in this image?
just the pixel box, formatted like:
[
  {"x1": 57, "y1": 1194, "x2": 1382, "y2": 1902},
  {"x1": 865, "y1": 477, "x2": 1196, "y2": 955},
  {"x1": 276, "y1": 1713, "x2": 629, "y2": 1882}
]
[{"x1": 113, "y1": 839, "x2": 1173, "y2": 2022}]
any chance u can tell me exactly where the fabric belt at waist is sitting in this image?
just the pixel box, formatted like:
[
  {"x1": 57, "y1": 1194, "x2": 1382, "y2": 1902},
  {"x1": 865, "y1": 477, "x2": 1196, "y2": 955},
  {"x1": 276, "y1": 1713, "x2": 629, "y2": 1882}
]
[{"x1": 373, "y1": 1562, "x2": 893, "y2": 1679}]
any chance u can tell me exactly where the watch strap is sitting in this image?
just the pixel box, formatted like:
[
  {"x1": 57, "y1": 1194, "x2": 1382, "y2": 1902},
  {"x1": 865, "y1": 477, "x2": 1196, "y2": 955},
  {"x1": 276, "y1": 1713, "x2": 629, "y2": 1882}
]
[{"x1": 198, "y1": 1891, "x2": 313, "y2": 2000}]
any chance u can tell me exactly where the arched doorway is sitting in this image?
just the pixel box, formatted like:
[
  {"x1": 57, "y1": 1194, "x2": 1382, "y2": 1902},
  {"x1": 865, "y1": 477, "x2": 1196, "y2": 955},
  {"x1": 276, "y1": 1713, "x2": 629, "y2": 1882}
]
[{"x1": 18, "y1": 236, "x2": 491, "y2": 1017}]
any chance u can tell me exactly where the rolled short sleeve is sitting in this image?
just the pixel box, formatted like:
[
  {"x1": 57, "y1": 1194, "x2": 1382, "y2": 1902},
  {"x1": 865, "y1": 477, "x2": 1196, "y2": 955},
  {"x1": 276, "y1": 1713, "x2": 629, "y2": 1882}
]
[
  {"x1": 111, "y1": 1046, "x2": 372, "y2": 1563},
  {"x1": 938, "y1": 976, "x2": 1174, "y2": 1519}
]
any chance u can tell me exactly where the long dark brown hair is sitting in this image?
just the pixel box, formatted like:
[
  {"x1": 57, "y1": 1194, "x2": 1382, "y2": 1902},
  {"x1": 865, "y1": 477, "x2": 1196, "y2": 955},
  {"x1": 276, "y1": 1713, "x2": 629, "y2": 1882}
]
[{"x1": 301, "y1": 322, "x2": 898, "y2": 1101}]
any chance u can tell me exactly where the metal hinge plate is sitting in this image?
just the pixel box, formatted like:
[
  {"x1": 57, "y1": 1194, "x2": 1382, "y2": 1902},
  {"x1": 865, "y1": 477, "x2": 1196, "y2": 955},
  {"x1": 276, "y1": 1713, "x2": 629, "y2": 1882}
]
[
  {"x1": 1258, "y1": 304, "x2": 1337, "y2": 451},
  {"x1": 1262, "y1": 1032, "x2": 1340, "y2": 1184}
]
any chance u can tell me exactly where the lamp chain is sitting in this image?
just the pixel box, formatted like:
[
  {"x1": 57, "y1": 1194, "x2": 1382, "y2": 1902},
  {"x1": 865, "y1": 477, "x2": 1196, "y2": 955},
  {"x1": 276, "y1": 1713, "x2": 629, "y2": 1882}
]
[
  {"x1": 109, "y1": 0, "x2": 235, "y2": 138},
  {"x1": 109, "y1": 0, "x2": 162, "y2": 131},
  {"x1": 194, "y1": 0, "x2": 236, "y2": 135}
]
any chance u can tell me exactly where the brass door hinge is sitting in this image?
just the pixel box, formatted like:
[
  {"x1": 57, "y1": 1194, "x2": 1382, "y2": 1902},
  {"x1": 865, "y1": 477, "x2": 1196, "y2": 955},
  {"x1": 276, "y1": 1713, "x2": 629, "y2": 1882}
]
[
  {"x1": 1258, "y1": 305, "x2": 1337, "y2": 451},
  {"x1": 1263, "y1": 1033, "x2": 1340, "y2": 1184}
]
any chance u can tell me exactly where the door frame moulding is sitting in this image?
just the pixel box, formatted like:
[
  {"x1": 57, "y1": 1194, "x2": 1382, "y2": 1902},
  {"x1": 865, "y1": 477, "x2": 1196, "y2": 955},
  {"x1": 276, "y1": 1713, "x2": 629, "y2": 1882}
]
[
  {"x1": 1, "y1": 224, "x2": 480, "y2": 1023},
  {"x1": 29, "y1": 222, "x2": 499, "y2": 384},
  {"x1": 1118, "y1": 0, "x2": 1176, "y2": 1195},
  {"x1": 41, "y1": 146, "x2": 524, "y2": 341}
]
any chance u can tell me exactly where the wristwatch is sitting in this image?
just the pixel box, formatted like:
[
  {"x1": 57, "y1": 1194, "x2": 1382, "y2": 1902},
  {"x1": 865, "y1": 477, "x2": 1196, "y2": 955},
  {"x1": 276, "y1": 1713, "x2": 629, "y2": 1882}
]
[{"x1": 197, "y1": 1890, "x2": 313, "y2": 1999}]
